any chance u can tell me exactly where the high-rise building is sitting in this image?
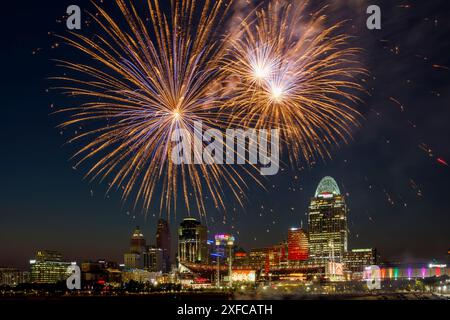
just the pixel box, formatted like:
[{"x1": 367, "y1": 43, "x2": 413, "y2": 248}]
[
  {"x1": 144, "y1": 246, "x2": 164, "y2": 272},
  {"x1": 124, "y1": 226, "x2": 147, "y2": 269},
  {"x1": 156, "y1": 218, "x2": 171, "y2": 272},
  {"x1": 124, "y1": 252, "x2": 143, "y2": 269},
  {"x1": 308, "y1": 176, "x2": 348, "y2": 265},
  {"x1": 343, "y1": 248, "x2": 377, "y2": 272},
  {"x1": 29, "y1": 250, "x2": 71, "y2": 284},
  {"x1": 288, "y1": 228, "x2": 309, "y2": 261},
  {"x1": 178, "y1": 217, "x2": 208, "y2": 263}
]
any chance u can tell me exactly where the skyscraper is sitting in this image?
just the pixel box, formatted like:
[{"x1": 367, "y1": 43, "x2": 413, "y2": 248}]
[
  {"x1": 130, "y1": 226, "x2": 146, "y2": 254},
  {"x1": 308, "y1": 176, "x2": 348, "y2": 265},
  {"x1": 288, "y1": 228, "x2": 309, "y2": 261},
  {"x1": 178, "y1": 217, "x2": 208, "y2": 263},
  {"x1": 156, "y1": 218, "x2": 171, "y2": 272}
]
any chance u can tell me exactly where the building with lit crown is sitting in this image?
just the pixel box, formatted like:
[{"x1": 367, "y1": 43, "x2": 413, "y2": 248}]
[
  {"x1": 308, "y1": 176, "x2": 348, "y2": 265},
  {"x1": 178, "y1": 218, "x2": 208, "y2": 263}
]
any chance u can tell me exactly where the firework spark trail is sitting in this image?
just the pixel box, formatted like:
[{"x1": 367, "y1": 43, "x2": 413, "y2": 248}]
[
  {"x1": 221, "y1": 0, "x2": 367, "y2": 164},
  {"x1": 54, "y1": 0, "x2": 263, "y2": 217}
]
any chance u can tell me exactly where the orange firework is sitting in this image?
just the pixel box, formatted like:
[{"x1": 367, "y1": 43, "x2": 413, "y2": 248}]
[{"x1": 53, "y1": 0, "x2": 260, "y2": 217}]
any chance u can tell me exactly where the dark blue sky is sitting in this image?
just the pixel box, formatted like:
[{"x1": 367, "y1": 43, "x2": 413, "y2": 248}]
[{"x1": 1, "y1": 0, "x2": 450, "y2": 269}]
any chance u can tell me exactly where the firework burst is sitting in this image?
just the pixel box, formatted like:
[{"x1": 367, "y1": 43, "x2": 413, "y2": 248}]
[
  {"x1": 222, "y1": 0, "x2": 367, "y2": 163},
  {"x1": 54, "y1": 0, "x2": 258, "y2": 217}
]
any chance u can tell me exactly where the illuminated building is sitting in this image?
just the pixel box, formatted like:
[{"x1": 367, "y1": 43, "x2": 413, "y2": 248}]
[
  {"x1": 81, "y1": 260, "x2": 122, "y2": 286},
  {"x1": 124, "y1": 253, "x2": 143, "y2": 269},
  {"x1": 144, "y1": 246, "x2": 164, "y2": 272},
  {"x1": 267, "y1": 241, "x2": 288, "y2": 270},
  {"x1": 130, "y1": 226, "x2": 146, "y2": 254},
  {"x1": 122, "y1": 269, "x2": 160, "y2": 284},
  {"x1": 156, "y1": 218, "x2": 171, "y2": 273},
  {"x1": 0, "y1": 268, "x2": 29, "y2": 287},
  {"x1": 308, "y1": 176, "x2": 348, "y2": 265},
  {"x1": 377, "y1": 263, "x2": 449, "y2": 281},
  {"x1": 124, "y1": 227, "x2": 147, "y2": 269},
  {"x1": 214, "y1": 234, "x2": 235, "y2": 286},
  {"x1": 249, "y1": 248, "x2": 269, "y2": 271},
  {"x1": 231, "y1": 270, "x2": 256, "y2": 283},
  {"x1": 344, "y1": 248, "x2": 377, "y2": 272},
  {"x1": 29, "y1": 250, "x2": 71, "y2": 284},
  {"x1": 178, "y1": 218, "x2": 208, "y2": 263},
  {"x1": 288, "y1": 228, "x2": 309, "y2": 261}
]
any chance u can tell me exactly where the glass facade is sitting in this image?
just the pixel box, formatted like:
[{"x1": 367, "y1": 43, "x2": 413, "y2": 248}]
[{"x1": 287, "y1": 228, "x2": 309, "y2": 261}]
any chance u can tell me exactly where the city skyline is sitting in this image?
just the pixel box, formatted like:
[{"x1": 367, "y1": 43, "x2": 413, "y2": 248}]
[{"x1": 2, "y1": 175, "x2": 448, "y2": 271}]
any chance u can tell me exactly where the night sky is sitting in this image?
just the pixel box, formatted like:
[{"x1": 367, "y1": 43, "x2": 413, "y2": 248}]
[{"x1": 1, "y1": 0, "x2": 450, "y2": 269}]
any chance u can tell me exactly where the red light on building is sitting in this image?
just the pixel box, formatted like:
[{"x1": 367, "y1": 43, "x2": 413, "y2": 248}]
[
  {"x1": 288, "y1": 228, "x2": 309, "y2": 261},
  {"x1": 194, "y1": 277, "x2": 209, "y2": 283}
]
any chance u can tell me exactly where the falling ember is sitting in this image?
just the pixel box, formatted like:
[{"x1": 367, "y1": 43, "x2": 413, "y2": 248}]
[
  {"x1": 389, "y1": 97, "x2": 405, "y2": 112},
  {"x1": 437, "y1": 158, "x2": 449, "y2": 166},
  {"x1": 432, "y1": 64, "x2": 449, "y2": 71}
]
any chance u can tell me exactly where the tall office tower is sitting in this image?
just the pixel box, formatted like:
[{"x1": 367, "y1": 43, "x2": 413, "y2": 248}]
[
  {"x1": 124, "y1": 227, "x2": 147, "y2": 269},
  {"x1": 308, "y1": 176, "x2": 348, "y2": 265},
  {"x1": 29, "y1": 250, "x2": 71, "y2": 283},
  {"x1": 156, "y1": 218, "x2": 171, "y2": 272},
  {"x1": 288, "y1": 228, "x2": 309, "y2": 261},
  {"x1": 178, "y1": 217, "x2": 208, "y2": 263}
]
